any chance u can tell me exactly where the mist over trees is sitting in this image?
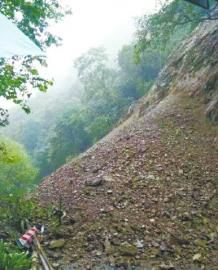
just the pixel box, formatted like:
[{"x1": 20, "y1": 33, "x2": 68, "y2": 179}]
[
  {"x1": 0, "y1": 0, "x2": 212, "y2": 217},
  {"x1": 2, "y1": 43, "x2": 164, "y2": 179},
  {"x1": 1, "y1": 0, "x2": 215, "y2": 268},
  {"x1": 1, "y1": 0, "x2": 210, "y2": 180}
]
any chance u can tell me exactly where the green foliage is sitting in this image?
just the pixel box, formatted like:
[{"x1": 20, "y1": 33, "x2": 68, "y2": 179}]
[
  {"x1": 0, "y1": 0, "x2": 70, "y2": 49},
  {"x1": 1, "y1": 43, "x2": 163, "y2": 177},
  {"x1": 46, "y1": 106, "x2": 92, "y2": 171},
  {"x1": 1, "y1": 0, "x2": 216, "y2": 179},
  {"x1": 75, "y1": 48, "x2": 118, "y2": 104},
  {"x1": 40, "y1": 46, "x2": 161, "y2": 172},
  {"x1": 5, "y1": 1, "x2": 208, "y2": 177},
  {"x1": 0, "y1": 137, "x2": 38, "y2": 195},
  {"x1": 0, "y1": 0, "x2": 70, "y2": 125},
  {"x1": 0, "y1": 241, "x2": 31, "y2": 270},
  {"x1": 0, "y1": 56, "x2": 53, "y2": 126},
  {"x1": 74, "y1": 48, "x2": 125, "y2": 135},
  {"x1": 135, "y1": 0, "x2": 208, "y2": 60},
  {"x1": 0, "y1": 196, "x2": 42, "y2": 231},
  {"x1": 118, "y1": 45, "x2": 162, "y2": 99},
  {"x1": 86, "y1": 115, "x2": 112, "y2": 143}
]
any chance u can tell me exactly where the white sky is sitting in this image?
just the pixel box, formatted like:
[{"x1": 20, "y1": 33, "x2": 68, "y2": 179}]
[
  {"x1": 1, "y1": 0, "x2": 160, "y2": 109},
  {"x1": 46, "y1": 0, "x2": 159, "y2": 80}
]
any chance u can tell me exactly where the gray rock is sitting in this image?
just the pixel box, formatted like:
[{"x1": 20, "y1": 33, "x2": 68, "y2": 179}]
[
  {"x1": 135, "y1": 239, "x2": 144, "y2": 249},
  {"x1": 178, "y1": 169, "x2": 184, "y2": 175},
  {"x1": 159, "y1": 262, "x2": 175, "y2": 269},
  {"x1": 119, "y1": 242, "x2": 137, "y2": 256},
  {"x1": 47, "y1": 250, "x2": 62, "y2": 259},
  {"x1": 193, "y1": 253, "x2": 202, "y2": 262},
  {"x1": 49, "y1": 239, "x2": 66, "y2": 249},
  {"x1": 85, "y1": 178, "x2": 103, "y2": 187},
  {"x1": 52, "y1": 262, "x2": 60, "y2": 268},
  {"x1": 147, "y1": 174, "x2": 155, "y2": 180}
]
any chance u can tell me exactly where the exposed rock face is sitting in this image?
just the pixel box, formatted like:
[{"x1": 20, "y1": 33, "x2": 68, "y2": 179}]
[
  {"x1": 38, "y1": 19, "x2": 218, "y2": 270},
  {"x1": 138, "y1": 20, "x2": 218, "y2": 123}
]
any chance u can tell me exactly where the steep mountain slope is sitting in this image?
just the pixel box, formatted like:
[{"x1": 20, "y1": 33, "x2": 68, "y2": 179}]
[{"x1": 38, "y1": 19, "x2": 218, "y2": 270}]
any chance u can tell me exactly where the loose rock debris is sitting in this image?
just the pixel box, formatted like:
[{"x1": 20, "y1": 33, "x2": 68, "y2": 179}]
[
  {"x1": 37, "y1": 19, "x2": 218, "y2": 270},
  {"x1": 38, "y1": 95, "x2": 218, "y2": 270}
]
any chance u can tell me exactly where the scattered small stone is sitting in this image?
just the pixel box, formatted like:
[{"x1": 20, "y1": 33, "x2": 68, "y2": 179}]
[
  {"x1": 209, "y1": 232, "x2": 216, "y2": 241},
  {"x1": 136, "y1": 255, "x2": 140, "y2": 259},
  {"x1": 193, "y1": 253, "x2": 202, "y2": 262},
  {"x1": 160, "y1": 242, "x2": 168, "y2": 252},
  {"x1": 194, "y1": 239, "x2": 207, "y2": 247},
  {"x1": 159, "y1": 262, "x2": 175, "y2": 269},
  {"x1": 96, "y1": 251, "x2": 102, "y2": 257},
  {"x1": 147, "y1": 174, "x2": 156, "y2": 180},
  {"x1": 119, "y1": 243, "x2": 137, "y2": 256},
  {"x1": 85, "y1": 178, "x2": 103, "y2": 187},
  {"x1": 180, "y1": 212, "x2": 191, "y2": 221},
  {"x1": 49, "y1": 239, "x2": 66, "y2": 249},
  {"x1": 103, "y1": 175, "x2": 115, "y2": 182},
  {"x1": 136, "y1": 239, "x2": 144, "y2": 249},
  {"x1": 104, "y1": 238, "x2": 115, "y2": 255},
  {"x1": 178, "y1": 169, "x2": 184, "y2": 175},
  {"x1": 151, "y1": 241, "x2": 159, "y2": 248},
  {"x1": 46, "y1": 250, "x2": 62, "y2": 259},
  {"x1": 164, "y1": 197, "x2": 170, "y2": 203},
  {"x1": 52, "y1": 262, "x2": 60, "y2": 268}
]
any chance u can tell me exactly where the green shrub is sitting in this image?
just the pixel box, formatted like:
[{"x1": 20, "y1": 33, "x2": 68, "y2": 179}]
[
  {"x1": 0, "y1": 241, "x2": 31, "y2": 270},
  {"x1": 0, "y1": 194, "x2": 49, "y2": 234}
]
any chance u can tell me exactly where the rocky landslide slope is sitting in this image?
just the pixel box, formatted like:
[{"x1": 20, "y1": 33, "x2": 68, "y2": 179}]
[{"x1": 38, "y1": 19, "x2": 218, "y2": 270}]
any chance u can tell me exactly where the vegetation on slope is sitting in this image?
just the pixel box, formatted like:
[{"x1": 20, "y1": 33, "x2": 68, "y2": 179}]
[
  {"x1": 0, "y1": 0, "x2": 70, "y2": 126},
  {"x1": 0, "y1": 0, "x2": 217, "y2": 269},
  {"x1": 38, "y1": 95, "x2": 218, "y2": 269},
  {"x1": 37, "y1": 4, "x2": 218, "y2": 270},
  {"x1": 2, "y1": 0, "x2": 213, "y2": 180},
  {"x1": 0, "y1": 1, "x2": 70, "y2": 268},
  {"x1": 2, "y1": 44, "x2": 163, "y2": 179}
]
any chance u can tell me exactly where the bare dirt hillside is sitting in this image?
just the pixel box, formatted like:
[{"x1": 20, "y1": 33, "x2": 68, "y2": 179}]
[{"x1": 38, "y1": 19, "x2": 218, "y2": 270}]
